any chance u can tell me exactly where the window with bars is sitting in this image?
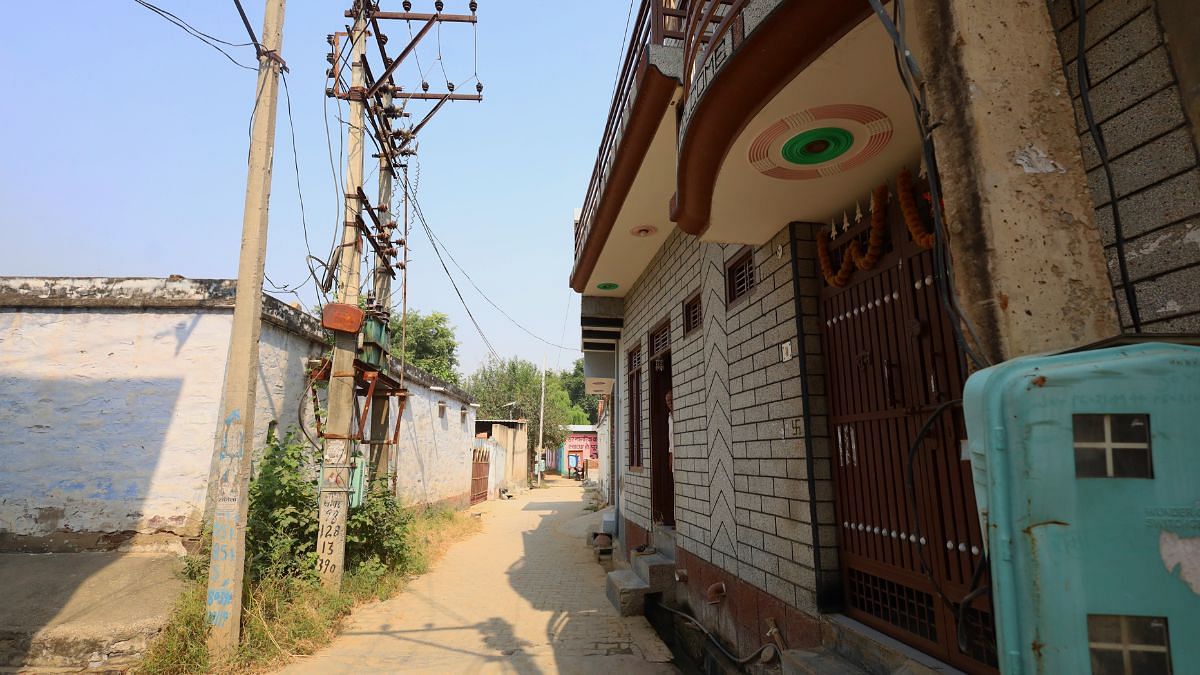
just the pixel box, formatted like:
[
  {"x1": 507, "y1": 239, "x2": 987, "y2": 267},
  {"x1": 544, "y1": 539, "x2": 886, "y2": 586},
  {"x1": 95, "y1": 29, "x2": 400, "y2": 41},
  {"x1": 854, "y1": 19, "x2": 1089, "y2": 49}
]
[
  {"x1": 628, "y1": 346, "x2": 643, "y2": 467},
  {"x1": 650, "y1": 322, "x2": 671, "y2": 356},
  {"x1": 683, "y1": 293, "x2": 702, "y2": 335},
  {"x1": 726, "y1": 248, "x2": 756, "y2": 304}
]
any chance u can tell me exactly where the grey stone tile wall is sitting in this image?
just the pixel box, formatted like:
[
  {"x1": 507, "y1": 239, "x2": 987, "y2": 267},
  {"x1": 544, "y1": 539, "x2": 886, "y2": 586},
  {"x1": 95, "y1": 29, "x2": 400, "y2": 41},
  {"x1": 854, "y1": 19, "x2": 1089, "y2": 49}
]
[
  {"x1": 1049, "y1": 0, "x2": 1200, "y2": 331},
  {"x1": 618, "y1": 223, "x2": 836, "y2": 612}
]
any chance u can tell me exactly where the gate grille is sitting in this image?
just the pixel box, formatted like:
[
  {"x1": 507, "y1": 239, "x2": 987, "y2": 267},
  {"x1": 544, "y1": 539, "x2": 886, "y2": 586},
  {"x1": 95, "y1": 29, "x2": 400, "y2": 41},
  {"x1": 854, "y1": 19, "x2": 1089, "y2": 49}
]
[{"x1": 818, "y1": 177, "x2": 996, "y2": 673}]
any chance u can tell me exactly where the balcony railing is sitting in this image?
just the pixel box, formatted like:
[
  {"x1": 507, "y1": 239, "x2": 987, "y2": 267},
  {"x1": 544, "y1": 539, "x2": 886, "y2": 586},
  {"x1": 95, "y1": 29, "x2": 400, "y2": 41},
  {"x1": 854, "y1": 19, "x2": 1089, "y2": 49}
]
[
  {"x1": 574, "y1": 2, "x2": 687, "y2": 261},
  {"x1": 574, "y1": 1, "x2": 746, "y2": 267},
  {"x1": 680, "y1": 0, "x2": 744, "y2": 102}
]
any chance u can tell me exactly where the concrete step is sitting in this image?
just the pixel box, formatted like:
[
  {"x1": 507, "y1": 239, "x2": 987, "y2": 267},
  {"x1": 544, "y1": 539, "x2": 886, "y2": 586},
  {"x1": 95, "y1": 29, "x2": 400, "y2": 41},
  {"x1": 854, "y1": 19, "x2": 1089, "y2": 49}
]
[
  {"x1": 651, "y1": 526, "x2": 676, "y2": 561},
  {"x1": 606, "y1": 569, "x2": 650, "y2": 616},
  {"x1": 781, "y1": 648, "x2": 868, "y2": 675},
  {"x1": 632, "y1": 552, "x2": 676, "y2": 593}
]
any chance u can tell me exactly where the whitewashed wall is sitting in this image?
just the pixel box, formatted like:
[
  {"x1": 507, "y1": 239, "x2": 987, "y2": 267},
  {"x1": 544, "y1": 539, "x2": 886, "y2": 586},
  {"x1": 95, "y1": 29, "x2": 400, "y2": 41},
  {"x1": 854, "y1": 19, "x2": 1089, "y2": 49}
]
[
  {"x1": 392, "y1": 373, "x2": 475, "y2": 508},
  {"x1": 0, "y1": 306, "x2": 323, "y2": 540}
]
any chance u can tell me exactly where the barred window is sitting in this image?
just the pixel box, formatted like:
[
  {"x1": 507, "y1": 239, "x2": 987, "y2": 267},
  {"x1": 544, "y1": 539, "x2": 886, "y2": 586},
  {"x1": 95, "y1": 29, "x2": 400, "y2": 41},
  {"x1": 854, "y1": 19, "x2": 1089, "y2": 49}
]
[
  {"x1": 726, "y1": 248, "x2": 755, "y2": 304},
  {"x1": 683, "y1": 293, "x2": 702, "y2": 335}
]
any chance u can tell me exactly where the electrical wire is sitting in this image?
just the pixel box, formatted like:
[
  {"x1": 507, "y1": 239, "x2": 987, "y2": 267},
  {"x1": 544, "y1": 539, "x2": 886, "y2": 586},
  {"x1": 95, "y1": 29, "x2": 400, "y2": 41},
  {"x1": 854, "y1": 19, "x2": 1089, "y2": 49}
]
[
  {"x1": 133, "y1": 0, "x2": 257, "y2": 70},
  {"x1": 1076, "y1": 0, "x2": 1141, "y2": 332},
  {"x1": 903, "y1": 398, "x2": 962, "y2": 611},
  {"x1": 398, "y1": 173, "x2": 577, "y2": 352},
  {"x1": 655, "y1": 603, "x2": 776, "y2": 665},
  {"x1": 903, "y1": 395, "x2": 994, "y2": 655},
  {"x1": 869, "y1": 0, "x2": 992, "y2": 369}
]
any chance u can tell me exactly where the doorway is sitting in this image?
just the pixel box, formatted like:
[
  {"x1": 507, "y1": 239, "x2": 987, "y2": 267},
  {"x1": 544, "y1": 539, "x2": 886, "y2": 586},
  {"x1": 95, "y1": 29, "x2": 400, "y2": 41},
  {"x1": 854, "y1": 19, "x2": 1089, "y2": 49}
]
[
  {"x1": 816, "y1": 189, "x2": 996, "y2": 672},
  {"x1": 648, "y1": 321, "x2": 674, "y2": 526}
]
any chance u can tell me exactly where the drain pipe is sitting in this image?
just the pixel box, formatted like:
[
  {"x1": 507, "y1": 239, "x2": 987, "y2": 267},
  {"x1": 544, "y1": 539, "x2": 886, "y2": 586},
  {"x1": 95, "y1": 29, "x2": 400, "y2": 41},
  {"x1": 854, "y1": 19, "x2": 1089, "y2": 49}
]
[
  {"x1": 788, "y1": 222, "x2": 830, "y2": 608},
  {"x1": 657, "y1": 603, "x2": 779, "y2": 665}
]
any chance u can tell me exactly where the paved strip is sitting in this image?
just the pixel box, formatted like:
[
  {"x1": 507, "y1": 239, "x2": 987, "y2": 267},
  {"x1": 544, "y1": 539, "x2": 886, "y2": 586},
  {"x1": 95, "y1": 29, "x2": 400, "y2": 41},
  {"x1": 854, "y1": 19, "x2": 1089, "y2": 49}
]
[{"x1": 279, "y1": 478, "x2": 677, "y2": 674}]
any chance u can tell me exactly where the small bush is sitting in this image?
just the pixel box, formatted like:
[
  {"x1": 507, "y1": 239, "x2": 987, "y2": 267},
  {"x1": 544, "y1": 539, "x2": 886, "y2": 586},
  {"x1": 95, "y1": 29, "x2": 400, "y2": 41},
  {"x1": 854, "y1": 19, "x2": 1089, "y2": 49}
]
[
  {"x1": 245, "y1": 432, "x2": 319, "y2": 580},
  {"x1": 139, "y1": 432, "x2": 480, "y2": 673}
]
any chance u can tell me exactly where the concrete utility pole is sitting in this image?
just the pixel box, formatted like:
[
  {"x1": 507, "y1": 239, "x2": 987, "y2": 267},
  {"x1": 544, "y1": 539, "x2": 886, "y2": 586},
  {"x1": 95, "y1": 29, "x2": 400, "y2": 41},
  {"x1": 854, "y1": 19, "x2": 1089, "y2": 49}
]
[
  {"x1": 537, "y1": 354, "x2": 546, "y2": 487},
  {"x1": 317, "y1": 5, "x2": 368, "y2": 589},
  {"x1": 205, "y1": 0, "x2": 286, "y2": 656}
]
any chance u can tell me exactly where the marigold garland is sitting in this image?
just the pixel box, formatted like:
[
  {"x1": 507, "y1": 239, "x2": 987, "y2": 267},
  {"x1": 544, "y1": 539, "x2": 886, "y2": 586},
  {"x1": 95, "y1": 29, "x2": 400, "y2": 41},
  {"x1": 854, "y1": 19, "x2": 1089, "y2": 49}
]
[
  {"x1": 897, "y1": 168, "x2": 935, "y2": 249},
  {"x1": 818, "y1": 183, "x2": 888, "y2": 287}
]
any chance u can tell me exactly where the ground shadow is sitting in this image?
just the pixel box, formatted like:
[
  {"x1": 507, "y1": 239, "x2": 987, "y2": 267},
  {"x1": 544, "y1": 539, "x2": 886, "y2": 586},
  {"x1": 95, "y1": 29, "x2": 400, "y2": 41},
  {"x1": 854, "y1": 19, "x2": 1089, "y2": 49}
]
[
  {"x1": 0, "y1": 375, "x2": 181, "y2": 667},
  {"x1": 506, "y1": 482, "x2": 660, "y2": 673}
]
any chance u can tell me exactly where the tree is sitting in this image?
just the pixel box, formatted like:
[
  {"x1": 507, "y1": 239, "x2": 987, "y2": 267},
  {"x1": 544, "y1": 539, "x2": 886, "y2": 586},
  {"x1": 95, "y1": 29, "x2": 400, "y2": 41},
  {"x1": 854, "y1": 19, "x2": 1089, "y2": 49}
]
[
  {"x1": 388, "y1": 310, "x2": 460, "y2": 384},
  {"x1": 465, "y1": 357, "x2": 574, "y2": 452},
  {"x1": 559, "y1": 358, "x2": 600, "y2": 423}
]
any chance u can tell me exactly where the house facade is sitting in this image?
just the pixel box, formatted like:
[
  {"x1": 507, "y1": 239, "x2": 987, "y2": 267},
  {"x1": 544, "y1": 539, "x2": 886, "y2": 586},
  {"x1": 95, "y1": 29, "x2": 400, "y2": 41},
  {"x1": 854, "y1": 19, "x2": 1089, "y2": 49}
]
[{"x1": 572, "y1": 1, "x2": 1199, "y2": 672}]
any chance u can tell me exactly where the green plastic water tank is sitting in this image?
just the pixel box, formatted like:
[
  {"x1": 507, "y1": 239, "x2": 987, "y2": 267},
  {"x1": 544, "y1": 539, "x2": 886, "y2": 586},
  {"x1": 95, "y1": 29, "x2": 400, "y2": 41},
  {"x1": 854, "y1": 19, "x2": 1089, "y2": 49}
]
[{"x1": 964, "y1": 343, "x2": 1200, "y2": 675}]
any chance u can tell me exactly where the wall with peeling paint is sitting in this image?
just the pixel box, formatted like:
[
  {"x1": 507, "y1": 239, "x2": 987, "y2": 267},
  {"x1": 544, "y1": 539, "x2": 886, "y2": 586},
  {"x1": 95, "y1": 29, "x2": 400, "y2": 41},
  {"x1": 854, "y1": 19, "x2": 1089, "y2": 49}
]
[
  {"x1": 391, "y1": 376, "x2": 476, "y2": 509},
  {"x1": 0, "y1": 306, "x2": 321, "y2": 545}
]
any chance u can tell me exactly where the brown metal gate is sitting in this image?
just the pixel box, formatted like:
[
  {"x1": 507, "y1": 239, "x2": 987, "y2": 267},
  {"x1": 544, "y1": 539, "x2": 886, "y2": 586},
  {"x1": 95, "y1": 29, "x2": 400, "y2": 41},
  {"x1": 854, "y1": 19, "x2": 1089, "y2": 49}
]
[
  {"x1": 470, "y1": 446, "x2": 490, "y2": 506},
  {"x1": 817, "y1": 179, "x2": 997, "y2": 673}
]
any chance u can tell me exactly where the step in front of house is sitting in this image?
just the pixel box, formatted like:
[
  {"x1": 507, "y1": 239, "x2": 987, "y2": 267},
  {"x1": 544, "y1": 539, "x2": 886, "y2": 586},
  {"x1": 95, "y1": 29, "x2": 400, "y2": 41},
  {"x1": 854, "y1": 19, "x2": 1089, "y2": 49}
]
[
  {"x1": 782, "y1": 648, "x2": 868, "y2": 675},
  {"x1": 606, "y1": 569, "x2": 650, "y2": 616},
  {"x1": 651, "y1": 526, "x2": 676, "y2": 561},
  {"x1": 632, "y1": 552, "x2": 675, "y2": 593}
]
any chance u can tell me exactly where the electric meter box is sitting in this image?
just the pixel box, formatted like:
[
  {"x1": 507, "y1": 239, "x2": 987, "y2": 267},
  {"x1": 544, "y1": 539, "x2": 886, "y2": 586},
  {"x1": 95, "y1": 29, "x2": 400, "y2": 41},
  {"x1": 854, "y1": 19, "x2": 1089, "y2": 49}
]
[{"x1": 963, "y1": 343, "x2": 1200, "y2": 675}]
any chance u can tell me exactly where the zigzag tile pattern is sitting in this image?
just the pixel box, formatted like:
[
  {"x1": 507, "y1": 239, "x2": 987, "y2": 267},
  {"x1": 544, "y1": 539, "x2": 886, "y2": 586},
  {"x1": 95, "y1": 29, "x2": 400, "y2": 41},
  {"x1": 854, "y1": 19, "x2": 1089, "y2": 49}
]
[{"x1": 701, "y1": 244, "x2": 738, "y2": 562}]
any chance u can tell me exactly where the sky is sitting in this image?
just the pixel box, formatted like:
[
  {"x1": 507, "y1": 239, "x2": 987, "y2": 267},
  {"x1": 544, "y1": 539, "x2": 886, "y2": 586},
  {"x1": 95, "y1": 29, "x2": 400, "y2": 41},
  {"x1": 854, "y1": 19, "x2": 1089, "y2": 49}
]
[{"x1": 0, "y1": 1, "x2": 634, "y2": 374}]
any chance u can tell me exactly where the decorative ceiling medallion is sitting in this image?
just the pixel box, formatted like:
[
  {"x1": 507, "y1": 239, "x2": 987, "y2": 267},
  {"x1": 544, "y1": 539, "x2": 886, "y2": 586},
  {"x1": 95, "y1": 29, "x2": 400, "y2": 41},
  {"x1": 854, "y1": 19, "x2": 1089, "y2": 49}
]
[{"x1": 749, "y1": 104, "x2": 893, "y2": 180}]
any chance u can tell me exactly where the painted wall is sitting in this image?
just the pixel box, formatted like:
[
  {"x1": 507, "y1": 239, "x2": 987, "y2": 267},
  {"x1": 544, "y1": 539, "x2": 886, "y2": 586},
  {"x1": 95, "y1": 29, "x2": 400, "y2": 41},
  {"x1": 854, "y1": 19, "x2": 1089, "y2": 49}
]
[
  {"x1": 0, "y1": 277, "x2": 477, "y2": 549},
  {"x1": 391, "y1": 374, "x2": 475, "y2": 509},
  {"x1": 0, "y1": 306, "x2": 320, "y2": 541}
]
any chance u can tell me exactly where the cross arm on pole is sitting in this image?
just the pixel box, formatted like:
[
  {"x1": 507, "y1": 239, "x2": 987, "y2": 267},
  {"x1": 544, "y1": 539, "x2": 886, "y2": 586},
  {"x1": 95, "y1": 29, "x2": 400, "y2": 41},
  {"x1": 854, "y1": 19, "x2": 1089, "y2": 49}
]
[
  {"x1": 348, "y1": 10, "x2": 478, "y2": 23},
  {"x1": 365, "y1": 15, "x2": 437, "y2": 100}
]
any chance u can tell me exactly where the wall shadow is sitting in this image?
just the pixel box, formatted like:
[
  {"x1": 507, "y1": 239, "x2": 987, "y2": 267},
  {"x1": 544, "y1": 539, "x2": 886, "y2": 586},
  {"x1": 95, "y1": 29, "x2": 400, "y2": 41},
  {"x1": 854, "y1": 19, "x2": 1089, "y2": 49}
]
[{"x1": 0, "y1": 376, "x2": 181, "y2": 667}]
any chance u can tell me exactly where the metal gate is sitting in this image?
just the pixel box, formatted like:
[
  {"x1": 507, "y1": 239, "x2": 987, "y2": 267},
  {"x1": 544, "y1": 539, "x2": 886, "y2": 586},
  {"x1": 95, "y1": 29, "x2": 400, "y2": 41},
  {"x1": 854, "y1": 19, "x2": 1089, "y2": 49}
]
[
  {"x1": 470, "y1": 446, "x2": 490, "y2": 506},
  {"x1": 817, "y1": 178, "x2": 997, "y2": 673}
]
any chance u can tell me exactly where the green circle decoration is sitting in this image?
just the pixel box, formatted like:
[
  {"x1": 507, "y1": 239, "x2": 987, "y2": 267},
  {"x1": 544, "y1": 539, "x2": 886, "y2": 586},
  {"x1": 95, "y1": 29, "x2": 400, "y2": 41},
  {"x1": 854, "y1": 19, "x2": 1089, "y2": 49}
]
[
  {"x1": 597, "y1": 282, "x2": 619, "y2": 291},
  {"x1": 780, "y1": 127, "x2": 855, "y2": 166}
]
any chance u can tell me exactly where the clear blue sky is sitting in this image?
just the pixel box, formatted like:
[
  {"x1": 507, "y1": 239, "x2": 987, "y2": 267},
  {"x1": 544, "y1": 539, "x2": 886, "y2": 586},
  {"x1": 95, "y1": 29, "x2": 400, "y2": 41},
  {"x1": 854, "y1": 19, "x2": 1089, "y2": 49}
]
[{"x1": 0, "y1": 1, "x2": 633, "y2": 373}]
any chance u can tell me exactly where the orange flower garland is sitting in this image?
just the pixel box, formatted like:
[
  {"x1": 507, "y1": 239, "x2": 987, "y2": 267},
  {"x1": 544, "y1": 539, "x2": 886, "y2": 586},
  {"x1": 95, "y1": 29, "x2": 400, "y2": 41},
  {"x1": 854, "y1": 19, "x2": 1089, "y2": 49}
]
[
  {"x1": 897, "y1": 168, "x2": 935, "y2": 249},
  {"x1": 818, "y1": 229, "x2": 856, "y2": 287},
  {"x1": 818, "y1": 183, "x2": 888, "y2": 287},
  {"x1": 851, "y1": 183, "x2": 889, "y2": 270}
]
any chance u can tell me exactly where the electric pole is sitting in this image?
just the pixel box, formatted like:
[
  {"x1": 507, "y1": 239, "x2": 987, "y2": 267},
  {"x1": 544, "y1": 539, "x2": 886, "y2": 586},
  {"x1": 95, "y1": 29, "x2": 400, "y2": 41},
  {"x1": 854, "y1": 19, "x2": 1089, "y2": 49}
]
[
  {"x1": 368, "y1": 82, "x2": 401, "y2": 487},
  {"x1": 316, "y1": 4, "x2": 368, "y2": 589},
  {"x1": 205, "y1": 0, "x2": 287, "y2": 656},
  {"x1": 537, "y1": 353, "x2": 546, "y2": 487}
]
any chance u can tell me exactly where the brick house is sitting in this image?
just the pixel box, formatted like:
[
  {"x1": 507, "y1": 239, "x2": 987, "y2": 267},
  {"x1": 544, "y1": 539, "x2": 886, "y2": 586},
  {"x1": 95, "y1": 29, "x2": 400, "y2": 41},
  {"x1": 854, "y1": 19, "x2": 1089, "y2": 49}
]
[{"x1": 571, "y1": 1, "x2": 1199, "y2": 672}]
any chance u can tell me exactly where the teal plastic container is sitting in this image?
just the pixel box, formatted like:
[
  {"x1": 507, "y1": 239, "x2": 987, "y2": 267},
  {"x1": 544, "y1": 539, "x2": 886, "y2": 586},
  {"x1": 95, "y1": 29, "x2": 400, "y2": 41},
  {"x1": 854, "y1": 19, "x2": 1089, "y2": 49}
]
[{"x1": 964, "y1": 343, "x2": 1200, "y2": 675}]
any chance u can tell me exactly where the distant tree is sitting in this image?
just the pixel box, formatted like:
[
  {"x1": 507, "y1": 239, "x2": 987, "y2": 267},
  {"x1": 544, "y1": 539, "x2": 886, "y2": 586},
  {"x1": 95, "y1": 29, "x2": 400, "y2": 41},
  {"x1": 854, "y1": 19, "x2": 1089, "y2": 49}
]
[
  {"x1": 388, "y1": 310, "x2": 460, "y2": 384},
  {"x1": 559, "y1": 358, "x2": 600, "y2": 423},
  {"x1": 465, "y1": 357, "x2": 573, "y2": 452}
]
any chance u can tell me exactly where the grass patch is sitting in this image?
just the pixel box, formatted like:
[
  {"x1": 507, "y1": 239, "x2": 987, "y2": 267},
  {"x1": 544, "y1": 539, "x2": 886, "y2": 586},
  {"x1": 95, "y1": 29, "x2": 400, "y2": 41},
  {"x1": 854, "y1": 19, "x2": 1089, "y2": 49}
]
[
  {"x1": 137, "y1": 433, "x2": 481, "y2": 674},
  {"x1": 138, "y1": 506, "x2": 478, "y2": 674}
]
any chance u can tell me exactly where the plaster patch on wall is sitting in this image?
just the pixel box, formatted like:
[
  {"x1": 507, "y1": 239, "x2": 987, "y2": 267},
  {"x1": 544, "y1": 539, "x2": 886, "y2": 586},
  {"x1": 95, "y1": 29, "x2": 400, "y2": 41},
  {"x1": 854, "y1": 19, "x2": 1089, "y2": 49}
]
[
  {"x1": 1160, "y1": 530, "x2": 1200, "y2": 594},
  {"x1": 1013, "y1": 144, "x2": 1066, "y2": 173}
]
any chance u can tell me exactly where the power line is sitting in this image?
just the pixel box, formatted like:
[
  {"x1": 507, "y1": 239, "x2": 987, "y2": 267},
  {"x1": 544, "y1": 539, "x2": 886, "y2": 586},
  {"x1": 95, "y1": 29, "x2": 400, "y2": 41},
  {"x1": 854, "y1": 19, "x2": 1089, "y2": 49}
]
[
  {"x1": 133, "y1": 0, "x2": 257, "y2": 70},
  {"x1": 398, "y1": 171, "x2": 578, "y2": 352}
]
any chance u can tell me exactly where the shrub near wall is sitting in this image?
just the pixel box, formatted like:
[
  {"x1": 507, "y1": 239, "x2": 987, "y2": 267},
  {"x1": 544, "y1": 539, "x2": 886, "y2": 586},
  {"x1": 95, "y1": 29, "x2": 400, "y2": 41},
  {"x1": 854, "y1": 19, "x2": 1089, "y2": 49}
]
[{"x1": 138, "y1": 433, "x2": 477, "y2": 674}]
